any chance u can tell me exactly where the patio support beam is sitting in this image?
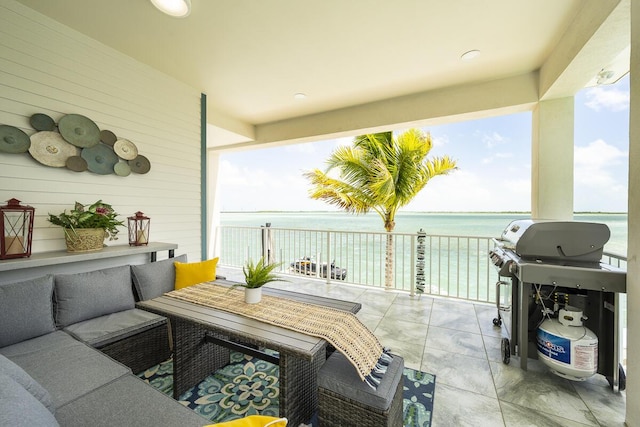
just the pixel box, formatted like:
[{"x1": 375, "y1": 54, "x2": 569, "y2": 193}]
[
  {"x1": 625, "y1": 1, "x2": 639, "y2": 424},
  {"x1": 530, "y1": 97, "x2": 574, "y2": 220}
]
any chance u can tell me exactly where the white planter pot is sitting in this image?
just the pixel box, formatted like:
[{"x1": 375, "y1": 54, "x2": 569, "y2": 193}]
[{"x1": 244, "y1": 287, "x2": 262, "y2": 304}]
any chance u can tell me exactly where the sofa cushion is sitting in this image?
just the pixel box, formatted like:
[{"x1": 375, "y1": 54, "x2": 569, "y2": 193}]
[
  {"x1": 64, "y1": 308, "x2": 167, "y2": 348},
  {"x1": 54, "y1": 265, "x2": 135, "y2": 327},
  {"x1": 0, "y1": 331, "x2": 130, "y2": 409},
  {"x1": 0, "y1": 374, "x2": 59, "y2": 427},
  {"x1": 174, "y1": 257, "x2": 219, "y2": 290},
  {"x1": 0, "y1": 354, "x2": 54, "y2": 413},
  {"x1": 0, "y1": 275, "x2": 56, "y2": 347},
  {"x1": 131, "y1": 254, "x2": 188, "y2": 300},
  {"x1": 55, "y1": 375, "x2": 207, "y2": 427}
]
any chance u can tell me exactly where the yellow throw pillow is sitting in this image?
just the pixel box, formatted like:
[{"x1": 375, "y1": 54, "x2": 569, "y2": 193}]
[
  {"x1": 206, "y1": 415, "x2": 287, "y2": 427},
  {"x1": 174, "y1": 257, "x2": 219, "y2": 290}
]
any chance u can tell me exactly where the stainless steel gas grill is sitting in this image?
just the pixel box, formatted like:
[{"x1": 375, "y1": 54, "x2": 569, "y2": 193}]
[{"x1": 489, "y1": 219, "x2": 627, "y2": 390}]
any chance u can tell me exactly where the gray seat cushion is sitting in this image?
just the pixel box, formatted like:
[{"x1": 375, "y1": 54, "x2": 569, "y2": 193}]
[
  {"x1": 318, "y1": 351, "x2": 404, "y2": 410},
  {"x1": 0, "y1": 331, "x2": 130, "y2": 409},
  {"x1": 54, "y1": 265, "x2": 135, "y2": 327},
  {"x1": 0, "y1": 275, "x2": 56, "y2": 347},
  {"x1": 0, "y1": 353, "x2": 54, "y2": 413},
  {"x1": 131, "y1": 254, "x2": 187, "y2": 301},
  {"x1": 55, "y1": 375, "x2": 207, "y2": 427},
  {"x1": 0, "y1": 374, "x2": 59, "y2": 427},
  {"x1": 64, "y1": 308, "x2": 167, "y2": 348}
]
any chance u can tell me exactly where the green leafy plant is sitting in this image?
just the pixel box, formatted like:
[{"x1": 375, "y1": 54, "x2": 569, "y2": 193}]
[
  {"x1": 47, "y1": 200, "x2": 125, "y2": 241},
  {"x1": 232, "y1": 256, "x2": 286, "y2": 289}
]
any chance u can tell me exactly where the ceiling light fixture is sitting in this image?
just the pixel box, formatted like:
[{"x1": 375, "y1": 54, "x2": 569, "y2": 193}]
[
  {"x1": 294, "y1": 93, "x2": 307, "y2": 100},
  {"x1": 461, "y1": 49, "x2": 481, "y2": 61},
  {"x1": 150, "y1": 0, "x2": 191, "y2": 18},
  {"x1": 596, "y1": 69, "x2": 615, "y2": 85}
]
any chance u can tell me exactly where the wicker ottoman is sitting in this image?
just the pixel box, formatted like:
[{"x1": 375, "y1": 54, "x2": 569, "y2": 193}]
[{"x1": 318, "y1": 351, "x2": 404, "y2": 427}]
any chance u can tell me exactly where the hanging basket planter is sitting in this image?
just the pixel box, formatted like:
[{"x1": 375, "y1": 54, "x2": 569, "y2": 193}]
[{"x1": 64, "y1": 228, "x2": 106, "y2": 253}]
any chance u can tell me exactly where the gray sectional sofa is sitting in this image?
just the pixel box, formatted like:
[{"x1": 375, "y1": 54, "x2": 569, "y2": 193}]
[{"x1": 0, "y1": 256, "x2": 210, "y2": 427}]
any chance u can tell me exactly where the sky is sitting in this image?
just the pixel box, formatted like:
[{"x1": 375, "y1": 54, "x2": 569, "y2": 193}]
[{"x1": 217, "y1": 75, "x2": 630, "y2": 213}]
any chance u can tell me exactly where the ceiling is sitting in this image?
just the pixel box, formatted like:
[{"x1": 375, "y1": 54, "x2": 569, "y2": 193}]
[{"x1": 15, "y1": 0, "x2": 630, "y2": 148}]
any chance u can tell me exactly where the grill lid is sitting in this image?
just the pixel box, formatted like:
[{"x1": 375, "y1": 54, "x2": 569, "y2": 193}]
[{"x1": 499, "y1": 220, "x2": 610, "y2": 262}]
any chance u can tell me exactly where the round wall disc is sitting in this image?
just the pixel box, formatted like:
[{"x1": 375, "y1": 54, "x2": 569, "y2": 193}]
[
  {"x1": 0, "y1": 125, "x2": 31, "y2": 153},
  {"x1": 58, "y1": 114, "x2": 100, "y2": 148},
  {"x1": 30, "y1": 113, "x2": 56, "y2": 131},
  {"x1": 29, "y1": 131, "x2": 79, "y2": 167},
  {"x1": 129, "y1": 155, "x2": 151, "y2": 174},
  {"x1": 81, "y1": 143, "x2": 119, "y2": 175},
  {"x1": 66, "y1": 155, "x2": 88, "y2": 172},
  {"x1": 100, "y1": 129, "x2": 117, "y2": 146},
  {"x1": 114, "y1": 161, "x2": 131, "y2": 176},
  {"x1": 113, "y1": 138, "x2": 138, "y2": 160}
]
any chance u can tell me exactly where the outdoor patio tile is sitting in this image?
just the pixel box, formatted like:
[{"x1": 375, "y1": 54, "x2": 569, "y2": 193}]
[
  {"x1": 431, "y1": 383, "x2": 504, "y2": 427},
  {"x1": 383, "y1": 298, "x2": 432, "y2": 324},
  {"x1": 356, "y1": 312, "x2": 382, "y2": 332},
  {"x1": 572, "y1": 376, "x2": 626, "y2": 427},
  {"x1": 425, "y1": 326, "x2": 486, "y2": 359},
  {"x1": 392, "y1": 291, "x2": 434, "y2": 306},
  {"x1": 373, "y1": 317, "x2": 427, "y2": 370},
  {"x1": 490, "y1": 360, "x2": 599, "y2": 426},
  {"x1": 428, "y1": 307, "x2": 481, "y2": 334},
  {"x1": 421, "y1": 347, "x2": 497, "y2": 399},
  {"x1": 354, "y1": 294, "x2": 394, "y2": 317},
  {"x1": 500, "y1": 401, "x2": 595, "y2": 427}
]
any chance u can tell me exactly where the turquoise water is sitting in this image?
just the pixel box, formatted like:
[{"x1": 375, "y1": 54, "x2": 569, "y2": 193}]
[{"x1": 220, "y1": 211, "x2": 628, "y2": 256}]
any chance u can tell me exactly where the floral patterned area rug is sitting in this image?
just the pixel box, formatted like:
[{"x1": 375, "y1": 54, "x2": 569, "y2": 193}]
[{"x1": 137, "y1": 352, "x2": 435, "y2": 427}]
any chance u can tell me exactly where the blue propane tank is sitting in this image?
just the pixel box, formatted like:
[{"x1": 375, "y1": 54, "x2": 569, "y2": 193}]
[{"x1": 536, "y1": 307, "x2": 598, "y2": 381}]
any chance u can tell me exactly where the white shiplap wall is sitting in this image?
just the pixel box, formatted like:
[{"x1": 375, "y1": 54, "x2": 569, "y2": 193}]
[{"x1": 0, "y1": 0, "x2": 202, "y2": 261}]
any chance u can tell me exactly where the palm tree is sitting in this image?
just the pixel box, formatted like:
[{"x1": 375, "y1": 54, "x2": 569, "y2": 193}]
[{"x1": 304, "y1": 129, "x2": 457, "y2": 289}]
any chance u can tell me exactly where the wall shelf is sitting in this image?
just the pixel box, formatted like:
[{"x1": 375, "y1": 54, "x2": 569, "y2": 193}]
[{"x1": 0, "y1": 242, "x2": 177, "y2": 284}]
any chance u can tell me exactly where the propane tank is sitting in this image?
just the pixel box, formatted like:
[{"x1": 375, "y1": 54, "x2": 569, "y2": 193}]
[{"x1": 536, "y1": 306, "x2": 598, "y2": 381}]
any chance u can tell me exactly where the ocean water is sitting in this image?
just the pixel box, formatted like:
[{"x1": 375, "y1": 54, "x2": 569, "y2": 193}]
[{"x1": 220, "y1": 211, "x2": 628, "y2": 256}]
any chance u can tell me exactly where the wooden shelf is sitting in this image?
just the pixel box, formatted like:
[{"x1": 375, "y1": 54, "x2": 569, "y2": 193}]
[{"x1": 0, "y1": 242, "x2": 177, "y2": 272}]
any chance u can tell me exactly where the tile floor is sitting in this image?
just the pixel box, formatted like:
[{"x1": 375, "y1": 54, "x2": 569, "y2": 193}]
[{"x1": 217, "y1": 266, "x2": 627, "y2": 426}]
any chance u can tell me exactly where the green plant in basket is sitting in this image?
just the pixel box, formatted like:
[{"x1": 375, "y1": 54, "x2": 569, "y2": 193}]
[
  {"x1": 47, "y1": 200, "x2": 125, "y2": 241},
  {"x1": 232, "y1": 256, "x2": 286, "y2": 289}
]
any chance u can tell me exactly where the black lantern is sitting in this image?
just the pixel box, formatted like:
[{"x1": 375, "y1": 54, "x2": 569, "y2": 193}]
[
  {"x1": 0, "y1": 198, "x2": 35, "y2": 259},
  {"x1": 128, "y1": 211, "x2": 150, "y2": 246}
]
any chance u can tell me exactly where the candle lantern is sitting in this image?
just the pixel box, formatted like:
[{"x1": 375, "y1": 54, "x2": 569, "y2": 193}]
[
  {"x1": 0, "y1": 198, "x2": 35, "y2": 259},
  {"x1": 128, "y1": 211, "x2": 150, "y2": 246}
]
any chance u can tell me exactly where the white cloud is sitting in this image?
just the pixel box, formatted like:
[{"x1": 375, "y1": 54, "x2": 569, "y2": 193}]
[
  {"x1": 477, "y1": 131, "x2": 508, "y2": 149},
  {"x1": 575, "y1": 139, "x2": 627, "y2": 170},
  {"x1": 406, "y1": 170, "x2": 530, "y2": 212},
  {"x1": 573, "y1": 139, "x2": 628, "y2": 211},
  {"x1": 584, "y1": 87, "x2": 629, "y2": 112},
  {"x1": 431, "y1": 134, "x2": 449, "y2": 148}
]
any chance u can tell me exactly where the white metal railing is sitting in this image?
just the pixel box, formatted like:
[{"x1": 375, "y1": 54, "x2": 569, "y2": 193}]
[
  {"x1": 216, "y1": 224, "x2": 499, "y2": 302},
  {"x1": 216, "y1": 225, "x2": 629, "y2": 305}
]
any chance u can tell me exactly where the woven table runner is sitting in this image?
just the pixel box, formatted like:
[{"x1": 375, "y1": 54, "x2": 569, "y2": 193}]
[{"x1": 165, "y1": 282, "x2": 391, "y2": 388}]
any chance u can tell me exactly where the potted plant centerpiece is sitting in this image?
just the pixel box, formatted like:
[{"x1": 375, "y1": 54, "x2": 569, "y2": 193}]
[
  {"x1": 48, "y1": 200, "x2": 124, "y2": 253},
  {"x1": 232, "y1": 256, "x2": 285, "y2": 303}
]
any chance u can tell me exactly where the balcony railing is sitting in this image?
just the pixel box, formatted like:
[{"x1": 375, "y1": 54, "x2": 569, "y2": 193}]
[
  {"x1": 216, "y1": 224, "x2": 628, "y2": 303},
  {"x1": 217, "y1": 224, "x2": 503, "y2": 303}
]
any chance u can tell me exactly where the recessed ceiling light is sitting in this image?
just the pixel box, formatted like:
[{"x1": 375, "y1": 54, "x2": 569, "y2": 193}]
[
  {"x1": 461, "y1": 50, "x2": 481, "y2": 61},
  {"x1": 150, "y1": 0, "x2": 191, "y2": 17},
  {"x1": 294, "y1": 93, "x2": 307, "y2": 100}
]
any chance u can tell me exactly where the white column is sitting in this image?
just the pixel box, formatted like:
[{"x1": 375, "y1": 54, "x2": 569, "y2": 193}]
[
  {"x1": 531, "y1": 97, "x2": 574, "y2": 220},
  {"x1": 206, "y1": 150, "x2": 222, "y2": 259},
  {"x1": 626, "y1": 1, "x2": 639, "y2": 425}
]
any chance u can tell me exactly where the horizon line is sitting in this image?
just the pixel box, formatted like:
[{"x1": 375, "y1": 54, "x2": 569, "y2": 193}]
[{"x1": 220, "y1": 210, "x2": 628, "y2": 215}]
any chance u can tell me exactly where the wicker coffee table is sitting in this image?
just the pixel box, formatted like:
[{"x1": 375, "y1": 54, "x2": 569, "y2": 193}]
[{"x1": 137, "y1": 280, "x2": 360, "y2": 426}]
